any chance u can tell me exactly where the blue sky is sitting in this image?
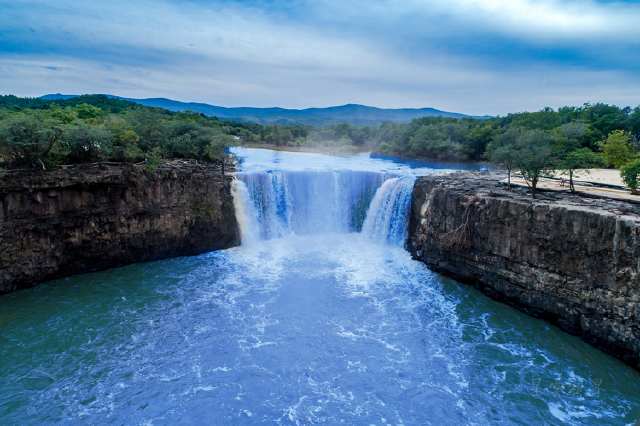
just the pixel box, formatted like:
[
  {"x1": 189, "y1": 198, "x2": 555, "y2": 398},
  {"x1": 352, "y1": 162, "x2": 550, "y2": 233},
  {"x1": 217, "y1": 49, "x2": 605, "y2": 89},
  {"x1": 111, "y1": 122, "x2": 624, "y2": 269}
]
[{"x1": 1, "y1": 0, "x2": 639, "y2": 115}]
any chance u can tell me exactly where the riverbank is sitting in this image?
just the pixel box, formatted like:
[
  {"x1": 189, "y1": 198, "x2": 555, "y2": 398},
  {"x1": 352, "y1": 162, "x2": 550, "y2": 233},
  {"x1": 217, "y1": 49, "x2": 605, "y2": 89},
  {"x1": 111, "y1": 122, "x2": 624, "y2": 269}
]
[
  {"x1": 0, "y1": 160, "x2": 239, "y2": 294},
  {"x1": 409, "y1": 172, "x2": 640, "y2": 369}
]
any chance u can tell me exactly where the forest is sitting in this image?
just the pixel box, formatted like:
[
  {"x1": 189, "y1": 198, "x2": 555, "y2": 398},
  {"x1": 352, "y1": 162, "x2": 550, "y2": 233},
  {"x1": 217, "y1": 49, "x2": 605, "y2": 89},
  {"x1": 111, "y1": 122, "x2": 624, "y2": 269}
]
[
  {"x1": 2, "y1": 95, "x2": 640, "y2": 191},
  {"x1": 0, "y1": 95, "x2": 273, "y2": 171}
]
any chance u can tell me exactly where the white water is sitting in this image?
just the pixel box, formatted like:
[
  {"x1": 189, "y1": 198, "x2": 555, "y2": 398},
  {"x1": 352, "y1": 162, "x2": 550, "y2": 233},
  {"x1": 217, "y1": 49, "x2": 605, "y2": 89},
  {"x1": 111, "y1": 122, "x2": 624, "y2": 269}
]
[
  {"x1": 231, "y1": 179, "x2": 260, "y2": 246},
  {"x1": 234, "y1": 170, "x2": 412, "y2": 246},
  {"x1": 362, "y1": 176, "x2": 416, "y2": 245},
  {"x1": 3, "y1": 148, "x2": 638, "y2": 425}
]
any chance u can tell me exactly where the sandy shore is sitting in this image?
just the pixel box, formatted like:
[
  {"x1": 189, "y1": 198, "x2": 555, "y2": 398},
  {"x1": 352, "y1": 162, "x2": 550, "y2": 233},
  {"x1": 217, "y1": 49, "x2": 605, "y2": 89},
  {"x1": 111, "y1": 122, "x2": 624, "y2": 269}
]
[{"x1": 548, "y1": 168, "x2": 624, "y2": 187}]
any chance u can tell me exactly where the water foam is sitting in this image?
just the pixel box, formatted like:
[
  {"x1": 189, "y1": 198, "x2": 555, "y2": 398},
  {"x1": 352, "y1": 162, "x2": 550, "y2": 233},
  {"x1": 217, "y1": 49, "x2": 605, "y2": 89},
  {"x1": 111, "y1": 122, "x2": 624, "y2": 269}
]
[{"x1": 233, "y1": 169, "x2": 415, "y2": 247}]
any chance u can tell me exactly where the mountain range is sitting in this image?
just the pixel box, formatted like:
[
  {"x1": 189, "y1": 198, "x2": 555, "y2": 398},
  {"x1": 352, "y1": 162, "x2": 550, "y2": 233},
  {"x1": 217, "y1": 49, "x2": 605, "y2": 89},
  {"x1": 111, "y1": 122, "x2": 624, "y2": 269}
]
[{"x1": 41, "y1": 94, "x2": 482, "y2": 126}]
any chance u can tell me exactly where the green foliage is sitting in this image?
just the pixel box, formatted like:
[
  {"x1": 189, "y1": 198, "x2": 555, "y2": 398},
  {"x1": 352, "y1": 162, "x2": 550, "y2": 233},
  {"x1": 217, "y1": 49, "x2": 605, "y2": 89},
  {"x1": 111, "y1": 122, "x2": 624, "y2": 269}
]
[
  {"x1": 602, "y1": 130, "x2": 635, "y2": 168},
  {"x1": 62, "y1": 124, "x2": 112, "y2": 163},
  {"x1": 513, "y1": 129, "x2": 557, "y2": 194},
  {"x1": 375, "y1": 118, "x2": 490, "y2": 161},
  {"x1": 559, "y1": 148, "x2": 604, "y2": 171},
  {"x1": 2, "y1": 95, "x2": 639, "y2": 174},
  {"x1": 0, "y1": 95, "x2": 258, "y2": 170},
  {"x1": 621, "y1": 159, "x2": 640, "y2": 193},
  {"x1": 486, "y1": 128, "x2": 522, "y2": 188},
  {"x1": 558, "y1": 148, "x2": 605, "y2": 192},
  {"x1": 0, "y1": 112, "x2": 63, "y2": 169},
  {"x1": 144, "y1": 147, "x2": 163, "y2": 173}
]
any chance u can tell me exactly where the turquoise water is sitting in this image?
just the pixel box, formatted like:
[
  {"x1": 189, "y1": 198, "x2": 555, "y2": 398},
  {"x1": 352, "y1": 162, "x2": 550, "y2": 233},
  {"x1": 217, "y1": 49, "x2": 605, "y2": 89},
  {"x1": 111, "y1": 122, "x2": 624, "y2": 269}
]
[{"x1": 0, "y1": 148, "x2": 639, "y2": 425}]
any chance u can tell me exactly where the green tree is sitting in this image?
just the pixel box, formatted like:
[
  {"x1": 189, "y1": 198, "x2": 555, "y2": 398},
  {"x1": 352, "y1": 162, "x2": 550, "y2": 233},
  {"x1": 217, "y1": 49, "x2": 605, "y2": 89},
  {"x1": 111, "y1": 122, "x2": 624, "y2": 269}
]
[
  {"x1": 75, "y1": 103, "x2": 103, "y2": 120},
  {"x1": 629, "y1": 107, "x2": 640, "y2": 142},
  {"x1": 62, "y1": 124, "x2": 112, "y2": 163},
  {"x1": 144, "y1": 146, "x2": 163, "y2": 172},
  {"x1": 0, "y1": 113, "x2": 63, "y2": 169},
  {"x1": 514, "y1": 129, "x2": 557, "y2": 196},
  {"x1": 557, "y1": 148, "x2": 605, "y2": 192},
  {"x1": 114, "y1": 129, "x2": 143, "y2": 162},
  {"x1": 621, "y1": 159, "x2": 640, "y2": 194},
  {"x1": 602, "y1": 130, "x2": 635, "y2": 168},
  {"x1": 486, "y1": 128, "x2": 521, "y2": 189}
]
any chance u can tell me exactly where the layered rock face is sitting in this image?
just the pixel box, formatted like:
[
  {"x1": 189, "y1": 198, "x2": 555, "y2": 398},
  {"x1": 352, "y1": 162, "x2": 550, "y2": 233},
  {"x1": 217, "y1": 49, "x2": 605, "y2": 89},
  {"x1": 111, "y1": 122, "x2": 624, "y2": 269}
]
[
  {"x1": 0, "y1": 161, "x2": 239, "y2": 294},
  {"x1": 410, "y1": 173, "x2": 640, "y2": 369}
]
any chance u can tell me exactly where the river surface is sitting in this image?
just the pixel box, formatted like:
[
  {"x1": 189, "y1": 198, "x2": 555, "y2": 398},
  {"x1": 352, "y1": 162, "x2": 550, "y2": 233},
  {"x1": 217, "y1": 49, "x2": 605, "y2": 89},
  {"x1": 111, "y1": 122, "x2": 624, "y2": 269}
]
[{"x1": 1, "y1": 148, "x2": 639, "y2": 425}]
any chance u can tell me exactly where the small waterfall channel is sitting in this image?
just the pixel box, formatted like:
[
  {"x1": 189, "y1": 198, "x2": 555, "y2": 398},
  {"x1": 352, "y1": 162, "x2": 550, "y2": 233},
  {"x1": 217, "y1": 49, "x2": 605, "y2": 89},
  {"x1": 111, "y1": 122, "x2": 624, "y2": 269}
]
[{"x1": 231, "y1": 170, "x2": 416, "y2": 246}]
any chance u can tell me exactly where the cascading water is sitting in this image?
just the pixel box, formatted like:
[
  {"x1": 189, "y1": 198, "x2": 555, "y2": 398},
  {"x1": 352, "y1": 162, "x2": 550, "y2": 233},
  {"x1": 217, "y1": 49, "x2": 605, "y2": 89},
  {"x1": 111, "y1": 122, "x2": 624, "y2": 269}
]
[
  {"x1": 230, "y1": 179, "x2": 260, "y2": 245},
  {"x1": 361, "y1": 175, "x2": 416, "y2": 246},
  {"x1": 235, "y1": 170, "x2": 393, "y2": 241},
  {"x1": 234, "y1": 169, "x2": 415, "y2": 245},
  {"x1": 4, "y1": 147, "x2": 639, "y2": 425}
]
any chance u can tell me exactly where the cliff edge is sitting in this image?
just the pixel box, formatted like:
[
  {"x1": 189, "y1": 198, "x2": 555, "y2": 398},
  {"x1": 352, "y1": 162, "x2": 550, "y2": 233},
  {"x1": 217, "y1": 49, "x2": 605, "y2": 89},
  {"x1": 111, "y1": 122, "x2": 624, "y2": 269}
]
[
  {"x1": 0, "y1": 161, "x2": 239, "y2": 293},
  {"x1": 410, "y1": 173, "x2": 640, "y2": 369}
]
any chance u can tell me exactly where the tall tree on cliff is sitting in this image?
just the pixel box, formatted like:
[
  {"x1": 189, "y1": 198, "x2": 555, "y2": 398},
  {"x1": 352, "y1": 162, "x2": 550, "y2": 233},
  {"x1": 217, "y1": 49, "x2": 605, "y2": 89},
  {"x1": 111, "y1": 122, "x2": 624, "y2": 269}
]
[
  {"x1": 514, "y1": 129, "x2": 557, "y2": 196},
  {"x1": 557, "y1": 148, "x2": 605, "y2": 192},
  {"x1": 486, "y1": 127, "x2": 522, "y2": 190}
]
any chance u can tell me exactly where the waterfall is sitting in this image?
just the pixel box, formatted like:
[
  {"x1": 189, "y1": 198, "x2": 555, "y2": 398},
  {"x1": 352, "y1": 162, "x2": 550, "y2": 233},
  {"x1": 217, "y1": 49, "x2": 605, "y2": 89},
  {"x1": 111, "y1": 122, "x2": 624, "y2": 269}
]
[
  {"x1": 231, "y1": 179, "x2": 260, "y2": 245},
  {"x1": 361, "y1": 176, "x2": 416, "y2": 246},
  {"x1": 232, "y1": 170, "x2": 415, "y2": 246},
  {"x1": 234, "y1": 170, "x2": 385, "y2": 240}
]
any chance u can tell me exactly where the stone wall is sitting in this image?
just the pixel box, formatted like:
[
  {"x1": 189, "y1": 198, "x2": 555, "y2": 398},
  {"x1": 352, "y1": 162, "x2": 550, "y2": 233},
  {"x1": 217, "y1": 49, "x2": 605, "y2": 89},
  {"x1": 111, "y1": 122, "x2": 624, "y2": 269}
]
[
  {"x1": 409, "y1": 173, "x2": 640, "y2": 369},
  {"x1": 0, "y1": 161, "x2": 239, "y2": 293}
]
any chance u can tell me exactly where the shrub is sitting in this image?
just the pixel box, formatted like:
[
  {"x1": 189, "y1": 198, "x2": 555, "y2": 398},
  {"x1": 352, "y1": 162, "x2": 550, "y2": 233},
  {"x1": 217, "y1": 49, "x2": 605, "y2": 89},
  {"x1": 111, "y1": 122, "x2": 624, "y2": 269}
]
[
  {"x1": 621, "y1": 159, "x2": 640, "y2": 194},
  {"x1": 557, "y1": 148, "x2": 605, "y2": 192},
  {"x1": 514, "y1": 129, "x2": 557, "y2": 195},
  {"x1": 602, "y1": 130, "x2": 635, "y2": 169},
  {"x1": 62, "y1": 124, "x2": 112, "y2": 163},
  {"x1": 144, "y1": 146, "x2": 163, "y2": 172},
  {"x1": 0, "y1": 113, "x2": 63, "y2": 169},
  {"x1": 486, "y1": 127, "x2": 522, "y2": 189}
]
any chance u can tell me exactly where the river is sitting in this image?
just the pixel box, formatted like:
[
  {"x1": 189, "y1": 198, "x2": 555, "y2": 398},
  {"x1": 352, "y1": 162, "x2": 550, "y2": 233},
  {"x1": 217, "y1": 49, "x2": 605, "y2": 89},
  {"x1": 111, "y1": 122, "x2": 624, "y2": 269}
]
[{"x1": 0, "y1": 148, "x2": 638, "y2": 425}]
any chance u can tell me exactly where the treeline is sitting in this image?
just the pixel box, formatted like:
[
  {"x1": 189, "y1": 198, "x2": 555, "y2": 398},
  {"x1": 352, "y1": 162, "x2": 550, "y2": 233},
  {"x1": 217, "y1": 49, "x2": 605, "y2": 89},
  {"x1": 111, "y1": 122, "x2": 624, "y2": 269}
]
[
  {"x1": 3, "y1": 95, "x2": 640, "y2": 192},
  {"x1": 249, "y1": 103, "x2": 640, "y2": 193},
  {"x1": 0, "y1": 95, "x2": 273, "y2": 170},
  {"x1": 248, "y1": 103, "x2": 640, "y2": 162}
]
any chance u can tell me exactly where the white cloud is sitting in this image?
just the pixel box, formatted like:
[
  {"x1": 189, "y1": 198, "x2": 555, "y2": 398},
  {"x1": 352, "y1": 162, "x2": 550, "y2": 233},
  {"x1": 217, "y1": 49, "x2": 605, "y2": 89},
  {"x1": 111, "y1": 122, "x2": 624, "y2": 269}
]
[
  {"x1": 431, "y1": 0, "x2": 640, "y2": 42},
  {"x1": 1, "y1": 0, "x2": 639, "y2": 114},
  {"x1": 314, "y1": 0, "x2": 640, "y2": 43}
]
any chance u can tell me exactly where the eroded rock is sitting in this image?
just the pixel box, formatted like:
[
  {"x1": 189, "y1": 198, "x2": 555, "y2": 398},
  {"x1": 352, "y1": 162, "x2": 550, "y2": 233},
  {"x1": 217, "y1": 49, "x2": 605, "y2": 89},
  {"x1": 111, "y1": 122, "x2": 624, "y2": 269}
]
[
  {"x1": 0, "y1": 161, "x2": 239, "y2": 293},
  {"x1": 410, "y1": 173, "x2": 640, "y2": 370}
]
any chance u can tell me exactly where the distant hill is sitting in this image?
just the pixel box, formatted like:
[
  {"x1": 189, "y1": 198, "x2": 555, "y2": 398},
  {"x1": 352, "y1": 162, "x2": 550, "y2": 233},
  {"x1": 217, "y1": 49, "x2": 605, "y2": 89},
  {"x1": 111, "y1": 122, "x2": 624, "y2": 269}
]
[{"x1": 40, "y1": 94, "x2": 483, "y2": 125}]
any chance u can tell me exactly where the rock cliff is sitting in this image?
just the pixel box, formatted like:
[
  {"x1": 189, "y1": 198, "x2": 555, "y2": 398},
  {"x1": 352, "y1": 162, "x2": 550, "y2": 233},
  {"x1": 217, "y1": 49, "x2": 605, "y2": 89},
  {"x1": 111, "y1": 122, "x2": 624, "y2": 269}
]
[
  {"x1": 410, "y1": 173, "x2": 640, "y2": 369},
  {"x1": 0, "y1": 161, "x2": 239, "y2": 293}
]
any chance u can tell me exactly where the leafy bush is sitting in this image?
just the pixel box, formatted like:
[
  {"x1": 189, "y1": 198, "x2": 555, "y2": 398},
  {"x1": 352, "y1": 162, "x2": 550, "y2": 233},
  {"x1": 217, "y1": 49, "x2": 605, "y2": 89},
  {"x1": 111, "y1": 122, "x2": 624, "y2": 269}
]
[
  {"x1": 144, "y1": 146, "x2": 163, "y2": 172},
  {"x1": 557, "y1": 148, "x2": 605, "y2": 192},
  {"x1": 0, "y1": 96, "x2": 251, "y2": 170},
  {"x1": 621, "y1": 159, "x2": 640, "y2": 194},
  {"x1": 0, "y1": 113, "x2": 63, "y2": 169},
  {"x1": 62, "y1": 124, "x2": 112, "y2": 163},
  {"x1": 602, "y1": 130, "x2": 635, "y2": 168},
  {"x1": 514, "y1": 129, "x2": 557, "y2": 194},
  {"x1": 486, "y1": 128, "x2": 522, "y2": 189}
]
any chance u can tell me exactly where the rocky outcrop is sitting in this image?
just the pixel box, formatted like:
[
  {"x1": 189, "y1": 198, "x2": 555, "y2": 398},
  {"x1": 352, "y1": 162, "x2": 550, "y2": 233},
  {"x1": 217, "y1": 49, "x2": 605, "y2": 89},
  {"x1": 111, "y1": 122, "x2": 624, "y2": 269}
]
[
  {"x1": 410, "y1": 173, "x2": 640, "y2": 369},
  {"x1": 0, "y1": 161, "x2": 239, "y2": 294}
]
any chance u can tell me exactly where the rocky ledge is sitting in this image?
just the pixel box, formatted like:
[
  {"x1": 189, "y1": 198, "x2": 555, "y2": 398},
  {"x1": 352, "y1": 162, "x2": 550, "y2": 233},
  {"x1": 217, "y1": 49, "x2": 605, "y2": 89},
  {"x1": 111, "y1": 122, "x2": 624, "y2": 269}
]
[
  {"x1": 410, "y1": 173, "x2": 640, "y2": 370},
  {"x1": 0, "y1": 161, "x2": 239, "y2": 294}
]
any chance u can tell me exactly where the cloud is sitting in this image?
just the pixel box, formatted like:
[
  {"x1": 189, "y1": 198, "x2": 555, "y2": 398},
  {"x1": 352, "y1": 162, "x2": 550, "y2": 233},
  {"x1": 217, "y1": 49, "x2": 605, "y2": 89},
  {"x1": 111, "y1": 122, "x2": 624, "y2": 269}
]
[
  {"x1": 0, "y1": 0, "x2": 638, "y2": 114},
  {"x1": 404, "y1": 0, "x2": 640, "y2": 42}
]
